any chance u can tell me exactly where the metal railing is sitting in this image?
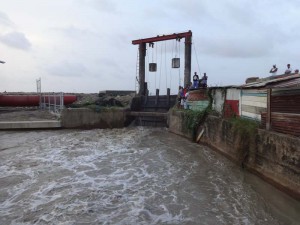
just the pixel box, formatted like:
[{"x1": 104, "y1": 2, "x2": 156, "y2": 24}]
[{"x1": 40, "y1": 92, "x2": 64, "y2": 113}]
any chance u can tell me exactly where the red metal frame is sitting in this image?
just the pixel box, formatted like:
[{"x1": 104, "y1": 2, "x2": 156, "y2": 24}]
[{"x1": 132, "y1": 31, "x2": 192, "y2": 45}]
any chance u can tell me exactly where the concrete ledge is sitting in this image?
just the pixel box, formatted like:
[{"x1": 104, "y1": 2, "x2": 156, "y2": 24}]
[
  {"x1": 127, "y1": 111, "x2": 168, "y2": 118},
  {"x1": 0, "y1": 120, "x2": 61, "y2": 129},
  {"x1": 61, "y1": 108, "x2": 126, "y2": 129}
]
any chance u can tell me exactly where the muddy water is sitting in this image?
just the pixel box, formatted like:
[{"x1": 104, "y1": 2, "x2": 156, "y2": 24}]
[{"x1": 0, "y1": 128, "x2": 299, "y2": 225}]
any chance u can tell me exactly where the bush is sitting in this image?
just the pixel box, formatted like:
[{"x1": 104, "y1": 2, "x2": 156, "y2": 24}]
[{"x1": 229, "y1": 117, "x2": 259, "y2": 139}]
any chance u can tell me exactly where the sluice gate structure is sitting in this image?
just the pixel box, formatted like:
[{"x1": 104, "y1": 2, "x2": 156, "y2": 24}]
[
  {"x1": 129, "y1": 31, "x2": 192, "y2": 127},
  {"x1": 128, "y1": 90, "x2": 177, "y2": 127}
]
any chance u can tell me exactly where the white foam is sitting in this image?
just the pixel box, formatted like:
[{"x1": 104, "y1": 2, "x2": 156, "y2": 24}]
[{"x1": 0, "y1": 128, "x2": 296, "y2": 224}]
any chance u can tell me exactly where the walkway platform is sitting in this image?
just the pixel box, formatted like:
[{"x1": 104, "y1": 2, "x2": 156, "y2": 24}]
[{"x1": 0, "y1": 120, "x2": 61, "y2": 130}]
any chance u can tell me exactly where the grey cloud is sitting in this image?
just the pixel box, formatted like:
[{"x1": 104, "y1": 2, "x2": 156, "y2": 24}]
[
  {"x1": 80, "y1": 0, "x2": 117, "y2": 13},
  {"x1": 53, "y1": 25, "x2": 100, "y2": 40},
  {"x1": 199, "y1": 36, "x2": 272, "y2": 58},
  {"x1": 0, "y1": 11, "x2": 14, "y2": 27},
  {"x1": 144, "y1": 8, "x2": 169, "y2": 19},
  {"x1": 0, "y1": 32, "x2": 31, "y2": 50},
  {"x1": 167, "y1": 0, "x2": 208, "y2": 17},
  {"x1": 219, "y1": 2, "x2": 254, "y2": 26},
  {"x1": 47, "y1": 61, "x2": 88, "y2": 77}
]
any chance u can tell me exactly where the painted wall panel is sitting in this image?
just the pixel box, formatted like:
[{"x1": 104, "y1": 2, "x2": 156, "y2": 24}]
[
  {"x1": 241, "y1": 105, "x2": 266, "y2": 114},
  {"x1": 187, "y1": 100, "x2": 209, "y2": 111},
  {"x1": 242, "y1": 100, "x2": 267, "y2": 108},
  {"x1": 224, "y1": 100, "x2": 239, "y2": 117},
  {"x1": 242, "y1": 96, "x2": 267, "y2": 103},
  {"x1": 226, "y1": 89, "x2": 240, "y2": 100},
  {"x1": 241, "y1": 111, "x2": 262, "y2": 121},
  {"x1": 241, "y1": 89, "x2": 267, "y2": 121},
  {"x1": 242, "y1": 89, "x2": 267, "y2": 94}
]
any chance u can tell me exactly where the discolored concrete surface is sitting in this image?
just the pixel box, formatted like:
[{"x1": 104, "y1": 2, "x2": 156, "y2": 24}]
[{"x1": 0, "y1": 108, "x2": 59, "y2": 122}]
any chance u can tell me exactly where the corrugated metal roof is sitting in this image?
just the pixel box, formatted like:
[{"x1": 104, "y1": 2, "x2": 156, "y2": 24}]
[
  {"x1": 241, "y1": 74, "x2": 300, "y2": 88},
  {"x1": 267, "y1": 77, "x2": 300, "y2": 88}
]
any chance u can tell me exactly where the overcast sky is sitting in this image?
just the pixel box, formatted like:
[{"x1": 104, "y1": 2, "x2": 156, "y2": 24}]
[{"x1": 1, "y1": 0, "x2": 300, "y2": 94}]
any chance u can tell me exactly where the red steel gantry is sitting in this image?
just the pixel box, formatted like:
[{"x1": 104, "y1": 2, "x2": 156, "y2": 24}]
[{"x1": 132, "y1": 31, "x2": 192, "y2": 95}]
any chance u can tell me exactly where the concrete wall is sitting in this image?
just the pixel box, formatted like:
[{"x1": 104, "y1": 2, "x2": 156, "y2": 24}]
[
  {"x1": 61, "y1": 108, "x2": 126, "y2": 129},
  {"x1": 211, "y1": 89, "x2": 225, "y2": 114},
  {"x1": 168, "y1": 110, "x2": 193, "y2": 140},
  {"x1": 248, "y1": 129, "x2": 300, "y2": 199},
  {"x1": 168, "y1": 112, "x2": 300, "y2": 200}
]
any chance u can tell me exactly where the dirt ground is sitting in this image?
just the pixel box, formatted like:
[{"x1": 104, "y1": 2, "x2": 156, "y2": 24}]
[{"x1": 0, "y1": 108, "x2": 59, "y2": 121}]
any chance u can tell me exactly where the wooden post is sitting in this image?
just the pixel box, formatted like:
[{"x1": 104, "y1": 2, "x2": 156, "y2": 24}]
[
  {"x1": 266, "y1": 88, "x2": 272, "y2": 130},
  {"x1": 155, "y1": 89, "x2": 159, "y2": 106},
  {"x1": 138, "y1": 43, "x2": 146, "y2": 96},
  {"x1": 167, "y1": 88, "x2": 170, "y2": 107},
  {"x1": 184, "y1": 35, "x2": 192, "y2": 88}
]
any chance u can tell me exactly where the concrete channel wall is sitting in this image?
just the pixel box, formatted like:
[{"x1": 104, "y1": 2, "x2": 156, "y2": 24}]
[
  {"x1": 61, "y1": 108, "x2": 126, "y2": 129},
  {"x1": 168, "y1": 110, "x2": 193, "y2": 140},
  {"x1": 168, "y1": 112, "x2": 300, "y2": 200}
]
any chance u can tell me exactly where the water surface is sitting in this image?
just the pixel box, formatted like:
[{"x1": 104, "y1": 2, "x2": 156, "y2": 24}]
[{"x1": 0, "y1": 128, "x2": 299, "y2": 224}]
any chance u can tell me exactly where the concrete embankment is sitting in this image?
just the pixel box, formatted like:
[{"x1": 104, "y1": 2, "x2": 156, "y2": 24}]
[
  {"x1": 0, "y1": 108, "x2": 127, "y2": 130},
  {"x1": 0, "y1": 109, "x2": 61, "y2": 130},
  {"x1": 168, "y1": 111, "x2": 300, "y2": 200},
  {"x1": 0, "y1": 120, "x2": 61, "y2": 129},
  {"x1": 61, "y1": 108, "x2": 127, "y2": 129}
]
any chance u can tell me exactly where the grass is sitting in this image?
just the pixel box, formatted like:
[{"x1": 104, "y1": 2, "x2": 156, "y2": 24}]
[{"x1": 229, "y1": 117, "x2": 259, "y2": 139}]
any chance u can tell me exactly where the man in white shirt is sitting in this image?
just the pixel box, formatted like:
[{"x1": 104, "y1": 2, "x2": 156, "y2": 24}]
[
  {"x1": 269, "y1": 65, "x2": 278, "y2": 76},
  {"x1": 285, "y1": 64, "x2": 292, "y2": 74}
]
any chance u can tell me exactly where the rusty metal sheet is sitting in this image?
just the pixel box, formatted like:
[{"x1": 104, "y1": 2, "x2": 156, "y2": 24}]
[
  {"x1": 271, "y1": 94, "x2": 300, "y2": 114},
  {"x1": 241, "y1": 74, "x2": 300, "y2": 88},
  {"x1": 261, "y1": 112, "x2": 300, "y2": 137}
]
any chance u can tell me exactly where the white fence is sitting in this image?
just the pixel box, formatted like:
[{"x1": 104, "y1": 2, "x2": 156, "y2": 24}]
[{"x1": 40, "y1": 92, "x2": 64, "y2": 113}]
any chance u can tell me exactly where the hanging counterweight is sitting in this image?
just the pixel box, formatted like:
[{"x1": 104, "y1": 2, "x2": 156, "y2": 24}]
[
  {"x1": 148, "y1": 42, "x2": 157, "y2": 72},
  {"x1": 149, "y1": 63, "x2": 157, "y2": 72},
  {"x1": 172, "y1": 58, "x2": 180, "y2": 68}
]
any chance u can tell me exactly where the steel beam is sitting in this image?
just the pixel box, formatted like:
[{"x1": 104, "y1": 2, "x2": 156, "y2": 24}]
[{"x1": 132, "y1": 31, "x2": 192, "y2": 45}]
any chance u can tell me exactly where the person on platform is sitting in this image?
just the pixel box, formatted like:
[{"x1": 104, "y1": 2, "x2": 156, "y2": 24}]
[
  {"x1": 182, "y1": 84, "x2": 190, "y2": 109},
  {"x1": 285, "y1": 64, "x2": 292, "y2": 74},
  {"x1": 200, "y1": 73, "x2": 208, "y2": 88},
  {"x1": 184, "y1": 90, "x2": 189, "y2": 109},
  {"x1": 192, "y1": 72, "x2": 199, "y2": 89},
  {"x1": 178, "y1": 86, "x2": 184, "y2": 109},
  {"x1": 269, "y1": 65, "x2": 278, "y2": 76}
]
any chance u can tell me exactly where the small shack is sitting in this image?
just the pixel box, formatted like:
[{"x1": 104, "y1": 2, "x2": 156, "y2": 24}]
[{"x1": 242, "y1": 74, "x2": 300, "y2": 136}]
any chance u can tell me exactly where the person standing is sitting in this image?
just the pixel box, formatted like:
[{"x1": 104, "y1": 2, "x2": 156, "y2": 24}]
[
  {"x1": 178, "y1": 86, "x2": 184, "y2": 109},
  {"x1": 285, "y1": 64, "x2": 292, "y2": 74},
  {"x1": 201, "y1": 73, "x2": 208, "y2": 88},
  {"x1": 192, "y1": 72, "x2": 199, "y2": 89},
  {"x1": 269, "y1": 65, "x2": 278, "y2": 76}
]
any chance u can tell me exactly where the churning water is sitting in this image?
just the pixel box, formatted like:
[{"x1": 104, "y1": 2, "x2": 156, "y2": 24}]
[{"x1": 0, "y1": 128, "x2": 299, "y2": 225}]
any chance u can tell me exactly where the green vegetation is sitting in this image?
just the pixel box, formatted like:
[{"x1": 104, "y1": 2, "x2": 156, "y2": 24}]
[
  {"x1": 228, "y1": 117, "x2": 259, "y2": 167},
  {"x1": 229, "y1": 117, "x2": 259, "y2": 139},
  {"x1": 183, "y1": 109, "x2": 207, "y2": 131}
]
